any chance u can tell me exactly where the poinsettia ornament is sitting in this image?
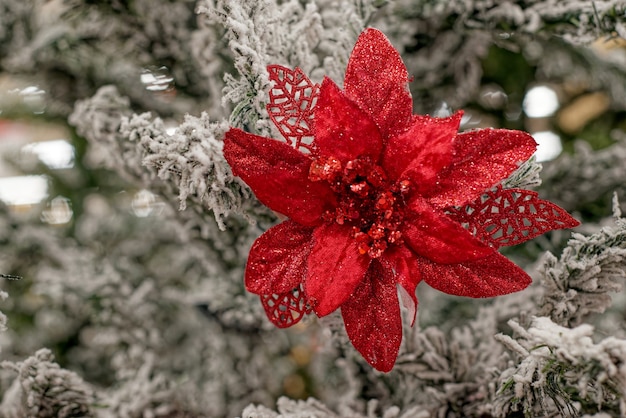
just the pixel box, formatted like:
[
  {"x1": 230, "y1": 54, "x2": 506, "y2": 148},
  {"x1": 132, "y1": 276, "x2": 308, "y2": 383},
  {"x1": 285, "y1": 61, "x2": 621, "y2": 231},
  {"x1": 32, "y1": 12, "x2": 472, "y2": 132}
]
[{"x1": 223, "y1": 28, "x2": 579, "y2": 372}]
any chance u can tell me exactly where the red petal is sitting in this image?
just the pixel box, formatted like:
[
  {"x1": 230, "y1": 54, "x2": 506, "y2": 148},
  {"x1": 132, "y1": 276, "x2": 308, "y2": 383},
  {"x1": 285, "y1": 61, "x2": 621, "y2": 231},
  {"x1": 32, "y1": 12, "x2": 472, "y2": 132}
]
[
  {"x1": 260, "y1": 283, "x2": 311, "y2": 328},
  {"x1": 420, "y1": 252, "x2": 532, "y2": 298},
  {"x1": 344, "y1": 28, "x2": 412, "y2": 139},
  {"x1": 403, "y1": 197, "x2": 494, "y2": 264},
  {"x1": 245, "y1": 220, "x2": 313, "y2": 294},
  {"x1": 305, "y1": 223, "x2": 371, "y2": 316},
  {"x1": 314, "y1": 77, "x2": 383, "y2": 164},
  {"x1": 447, "y1": 187, "x2": 580, "y2": 248},
  {"x1": 379, "y1": 246, "x2": 421, "y2": 326},
  {"x1": 426, "y1": 129, "x2": 537, "y2": 208},
  {"x1": 341, "y1": 262, "x2": 402, "y2": 372},
  {"x1": 266, "y1": 65, "x2": 319, "y2": 153},
  {"x1": 382, "y1": 112, "x2": 462, "y2": 186},
  {"x1": 223, "y1": 128, "x2": 336, "y2": 226}
]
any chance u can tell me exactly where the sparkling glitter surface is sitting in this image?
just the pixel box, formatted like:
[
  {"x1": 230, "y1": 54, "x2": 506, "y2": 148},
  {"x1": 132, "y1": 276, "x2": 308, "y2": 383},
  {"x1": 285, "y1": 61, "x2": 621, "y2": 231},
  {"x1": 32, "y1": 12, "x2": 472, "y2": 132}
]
[
  {"x1": 341, "y1": 262, "x2": 401, "y2": 372},
  {"x1": 402, "y1": 196, "x2": 493, "y2": 264},
  {"x1": 344, "y1": 28, "x2": 413, "y2": 139},
  {"x1": 426, "y1": 128, "x2": 537, "y2": 209},
  {"x1": 222, "y1": 28, "x2": 578, "y2": 372},
  {"x1": 245, "y1": 220, "x2": 313, "y2": 295},
  {"x1": 308, "y1": 155, "x2": 409, "y2": 259},
  {"x1": 305, "y1": 223, "x2": 371, "y2": 316},
  {"x1": 223, "y1": 128, "x2": 336, "y2": 227},
  {"x1": 315, "y1": 77, "x2": 382, "y2": 163},
  {"x1": 382, "y1": 112, "x2": 462, "y2": 193},
  {"x1": 420, "y1": 252, "x2": 532, "y2": 298}
]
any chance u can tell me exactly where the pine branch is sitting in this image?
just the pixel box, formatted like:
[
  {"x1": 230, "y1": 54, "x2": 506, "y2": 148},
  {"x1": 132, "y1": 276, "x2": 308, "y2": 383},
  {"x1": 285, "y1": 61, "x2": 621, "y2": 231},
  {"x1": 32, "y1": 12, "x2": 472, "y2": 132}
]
[
  {"x1": 0, "y1": 349, "x2": 95, "y2": 417},
  {"x1": 538, "y1": 207, "x2": 626, "y2": 327},
  {"x1": 495, "y1": 317, "x2": 626, "y2": 417}
]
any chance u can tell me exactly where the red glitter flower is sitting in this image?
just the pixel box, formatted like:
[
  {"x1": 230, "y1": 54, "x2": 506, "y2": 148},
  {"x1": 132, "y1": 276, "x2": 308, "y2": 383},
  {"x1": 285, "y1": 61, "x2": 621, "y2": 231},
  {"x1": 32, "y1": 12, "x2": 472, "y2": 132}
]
[{"x1": 223, "y1": 28, "x2": 579, "y2": 372}]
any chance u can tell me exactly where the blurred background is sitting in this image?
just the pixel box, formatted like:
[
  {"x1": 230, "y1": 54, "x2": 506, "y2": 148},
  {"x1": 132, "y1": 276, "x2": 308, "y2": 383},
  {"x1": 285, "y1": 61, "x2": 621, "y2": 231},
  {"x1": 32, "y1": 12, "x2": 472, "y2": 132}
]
[{"x1": 0, "y1": 1, "x2": 625, "y2": 417}]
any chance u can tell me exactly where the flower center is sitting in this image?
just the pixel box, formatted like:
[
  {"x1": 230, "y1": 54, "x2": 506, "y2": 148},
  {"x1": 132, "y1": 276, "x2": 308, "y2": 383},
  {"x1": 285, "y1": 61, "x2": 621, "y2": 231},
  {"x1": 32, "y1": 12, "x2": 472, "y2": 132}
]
[{"x1": 309, "y1": 155, "x2": 410, "y2": 258}]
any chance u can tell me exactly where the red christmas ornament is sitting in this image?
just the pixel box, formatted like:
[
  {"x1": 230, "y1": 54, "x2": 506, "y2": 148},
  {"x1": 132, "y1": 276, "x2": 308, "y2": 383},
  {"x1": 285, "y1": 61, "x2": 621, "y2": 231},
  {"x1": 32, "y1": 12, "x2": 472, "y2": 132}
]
[{"x1": 222, "y1": 28, "x2": 579, "y2": 372}]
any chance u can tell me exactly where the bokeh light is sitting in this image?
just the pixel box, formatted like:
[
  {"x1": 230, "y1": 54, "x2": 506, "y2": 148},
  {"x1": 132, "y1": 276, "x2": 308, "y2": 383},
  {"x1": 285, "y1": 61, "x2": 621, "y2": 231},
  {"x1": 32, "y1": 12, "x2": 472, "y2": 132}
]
[{"x1": 523, "y1": 85, "x2": 559, "y2": 118}]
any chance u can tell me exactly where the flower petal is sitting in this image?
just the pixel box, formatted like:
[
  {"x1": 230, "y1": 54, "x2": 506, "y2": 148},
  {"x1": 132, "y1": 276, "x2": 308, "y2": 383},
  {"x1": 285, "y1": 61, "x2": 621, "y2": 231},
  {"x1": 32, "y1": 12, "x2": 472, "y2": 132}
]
[
  {"x1": 305, "y1": 223, "x2": 371, "y2": 316},
  {"x1": 314, "y1": 77, "x2": 383, "y2": 164},
  {"x1": 245, "y1": 220, "x2": 314, "y2": 295},
  {"x1": 341, "y1": 262, "x2": 402, "y2": 372},
  {"x1": 420, "y1": 252, "x2": 532, "y2": 298},
  {"x1": 223, "y1": 128, "x2": 336, "y2": 226},
  {"x1": 402, "y1": 197, "x2": 494, "y2": 264},
  {"x1": 379, "y1": 246, "x2": 421, "y2": 326},
  {"x1": 426, "y1": 129, "x2": 537, "y2": 208},
  {"x1": 382, "y1": 112, "x2": 462, "y2": 187},
  {"x1": 344, "y1": 28, "x2": 413, "y2": 139}
]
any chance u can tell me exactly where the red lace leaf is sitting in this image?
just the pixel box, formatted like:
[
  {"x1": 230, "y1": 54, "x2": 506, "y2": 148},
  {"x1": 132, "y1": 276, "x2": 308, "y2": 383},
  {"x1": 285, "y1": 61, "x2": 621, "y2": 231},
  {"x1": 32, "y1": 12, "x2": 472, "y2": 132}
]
[
  {"x1": 266, "y1": 65, "x2": 319, "y2": 153},
  {"x1": 448, "y1": 187, "x2": 580, "y2": 248},
  {"x1": 260, "y1": 284, "x2": 311, "y2": 328}
]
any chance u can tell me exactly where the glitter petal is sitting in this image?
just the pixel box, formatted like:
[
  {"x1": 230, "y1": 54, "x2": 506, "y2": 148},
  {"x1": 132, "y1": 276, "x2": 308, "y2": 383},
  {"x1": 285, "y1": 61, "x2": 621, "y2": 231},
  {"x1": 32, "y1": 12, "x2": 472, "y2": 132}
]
[
  {"x1": 245, "y1": 220, "x2": 314, "y2": 295},
  {"x1": 382, "y1": 112, "x2": 462, "y2": 188},
  {"x1": 223, "y1": 128, "x2": 336, "y2": 226},
  {"x1": 402, "y1": 197, "x2": 494, "y2": 264},
  {"x1": 420, "y1": 252, "x2": 532, "y2": 298},
  {"x1": 314, "y1": 77, "x2": 383, "y2": 164},
  {"x1": 426, "y1": 129, "x2": 537, "y2": 208},
  {"x1": 341, "y1": 262, "x2": 402, "y2": 372},
  {"x1": 305, "y1": 223, "x2": 371, "y2": 317},
  {"x1": 380, "y1": 246, "x2": 421, "y2": 326},
  {"x1": 344, "y1": 28, "x2": 413, "y2": 139}
]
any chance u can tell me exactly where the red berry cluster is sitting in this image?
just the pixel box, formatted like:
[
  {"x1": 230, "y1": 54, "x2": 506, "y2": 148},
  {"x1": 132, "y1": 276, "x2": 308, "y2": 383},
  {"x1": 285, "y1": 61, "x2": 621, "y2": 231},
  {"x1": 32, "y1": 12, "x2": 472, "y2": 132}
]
[{"x1": 309, "y1": 155, "x2": 410, "y2": 258}]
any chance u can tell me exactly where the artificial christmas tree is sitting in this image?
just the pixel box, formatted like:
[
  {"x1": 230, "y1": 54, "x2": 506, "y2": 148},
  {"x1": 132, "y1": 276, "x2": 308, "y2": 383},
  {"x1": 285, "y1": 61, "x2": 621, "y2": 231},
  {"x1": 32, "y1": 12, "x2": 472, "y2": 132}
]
[{"x1": 0, "y1": 1, "x2": 625, "y2": 417}]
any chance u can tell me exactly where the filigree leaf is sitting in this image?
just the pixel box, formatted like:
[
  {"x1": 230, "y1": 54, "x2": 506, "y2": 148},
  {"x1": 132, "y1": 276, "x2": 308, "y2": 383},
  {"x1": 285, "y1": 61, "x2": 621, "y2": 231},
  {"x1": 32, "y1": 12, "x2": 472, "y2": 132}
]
[
  {"x1": 448, "y1": 186, "x2": 579, "y2": 247},
  {"x1": 266, "y1": 65, "x2": 319, "y2": 153},
  {"x1": 260, "y1": 283, "x2": 311, "y2": 328}
]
